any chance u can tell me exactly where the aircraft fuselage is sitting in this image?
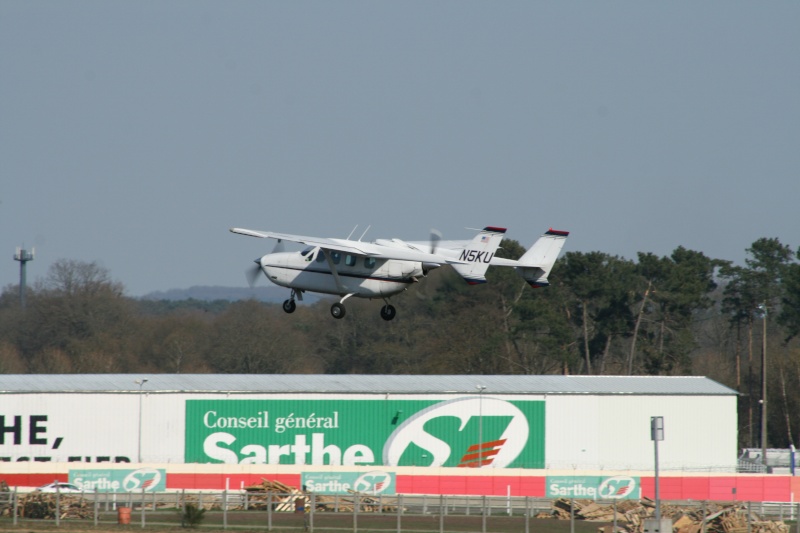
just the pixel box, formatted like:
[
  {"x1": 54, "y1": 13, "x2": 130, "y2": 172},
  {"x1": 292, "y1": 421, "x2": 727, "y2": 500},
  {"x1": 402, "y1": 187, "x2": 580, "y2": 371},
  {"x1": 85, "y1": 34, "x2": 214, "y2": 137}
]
[{"x1": 260, "y1": 248, "x2": 424, "y2": 298}]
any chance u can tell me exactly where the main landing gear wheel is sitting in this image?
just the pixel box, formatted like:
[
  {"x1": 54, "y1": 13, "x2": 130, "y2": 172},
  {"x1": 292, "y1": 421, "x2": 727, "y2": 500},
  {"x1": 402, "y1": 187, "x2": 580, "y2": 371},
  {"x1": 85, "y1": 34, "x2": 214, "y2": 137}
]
[
  {"x1": 380, "y1": 304, "x2": 397, "y2": 321},
  {"x1": 331, "y1": 303, "x2": 346, "y2": 319},
  {"x1": 282, "y1": 299, "x2": 296, "y2": 314}
]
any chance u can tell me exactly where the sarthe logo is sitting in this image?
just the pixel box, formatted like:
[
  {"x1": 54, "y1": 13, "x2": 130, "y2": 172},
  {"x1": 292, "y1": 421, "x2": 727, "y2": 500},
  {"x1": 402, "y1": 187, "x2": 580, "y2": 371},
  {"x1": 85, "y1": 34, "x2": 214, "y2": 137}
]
[
  {"x1": 123, "y1": 468, "x2": 162, "y2": 492},
  {"x1": 353, "y1": 471, "x2": 393, "y2": 494},
  {"x1": 598, "y1": 476, "x2": 638, "y2": 499},
  {"x1": 382, "y1": 397, "x2": 529, "y2": 468}
]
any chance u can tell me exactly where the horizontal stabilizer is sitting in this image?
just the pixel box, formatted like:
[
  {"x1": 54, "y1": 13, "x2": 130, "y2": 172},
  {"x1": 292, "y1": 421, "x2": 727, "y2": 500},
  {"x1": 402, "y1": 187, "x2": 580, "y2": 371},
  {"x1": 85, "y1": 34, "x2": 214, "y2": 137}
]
[{"x1": 517, "y1": 228, "x2": 569, "y2": 288}]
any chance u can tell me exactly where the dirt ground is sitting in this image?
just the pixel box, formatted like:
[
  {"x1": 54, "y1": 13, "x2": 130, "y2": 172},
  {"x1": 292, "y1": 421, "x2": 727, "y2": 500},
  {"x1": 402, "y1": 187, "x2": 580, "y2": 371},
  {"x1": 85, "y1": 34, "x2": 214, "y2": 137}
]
[{"x1": 0, "y1": 513, "x2": 610, "y2": 533}]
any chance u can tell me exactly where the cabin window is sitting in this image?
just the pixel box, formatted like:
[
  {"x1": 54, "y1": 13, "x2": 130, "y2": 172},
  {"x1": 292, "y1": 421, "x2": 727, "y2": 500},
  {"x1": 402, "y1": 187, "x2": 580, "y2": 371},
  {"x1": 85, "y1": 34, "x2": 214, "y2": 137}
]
[
  {"x1": 345, "y1": 254, "x2": 356, "y2": 267},
  {"x1": 330, "y1": 251, "x2": 341, "y2": 265},
  {"x1": 364, "y1": 257, "x2": 376, "y2": 268}
]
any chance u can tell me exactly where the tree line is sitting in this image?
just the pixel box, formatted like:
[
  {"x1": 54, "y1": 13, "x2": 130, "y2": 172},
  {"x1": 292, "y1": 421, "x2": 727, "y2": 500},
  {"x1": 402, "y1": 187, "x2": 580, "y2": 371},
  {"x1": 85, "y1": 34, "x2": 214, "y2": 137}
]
[{"x1": 1, "y1": 237, "x2": 799, "y2": 449}]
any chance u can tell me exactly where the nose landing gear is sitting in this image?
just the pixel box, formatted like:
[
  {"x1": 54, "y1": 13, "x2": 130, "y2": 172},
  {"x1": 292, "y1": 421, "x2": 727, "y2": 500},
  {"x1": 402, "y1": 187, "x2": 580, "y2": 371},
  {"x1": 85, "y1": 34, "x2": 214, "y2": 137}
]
[{"x1": 282, "y1": 289, "x2": 303, "y2": 314}]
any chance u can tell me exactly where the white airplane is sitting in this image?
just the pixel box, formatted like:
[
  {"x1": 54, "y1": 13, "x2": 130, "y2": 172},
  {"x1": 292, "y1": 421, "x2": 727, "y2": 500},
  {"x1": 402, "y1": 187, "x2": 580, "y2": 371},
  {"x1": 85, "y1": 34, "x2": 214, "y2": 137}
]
[{"x1": 230, "y1": 226, "x2": 569, "y2": 320}]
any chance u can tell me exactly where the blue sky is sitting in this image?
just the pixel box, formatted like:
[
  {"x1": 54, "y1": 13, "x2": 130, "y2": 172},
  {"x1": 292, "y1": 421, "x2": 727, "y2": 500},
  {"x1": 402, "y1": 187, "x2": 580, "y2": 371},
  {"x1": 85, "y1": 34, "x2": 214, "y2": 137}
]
[{"x1": 2, "y1": 1, "x2": 798, "y2": 296}]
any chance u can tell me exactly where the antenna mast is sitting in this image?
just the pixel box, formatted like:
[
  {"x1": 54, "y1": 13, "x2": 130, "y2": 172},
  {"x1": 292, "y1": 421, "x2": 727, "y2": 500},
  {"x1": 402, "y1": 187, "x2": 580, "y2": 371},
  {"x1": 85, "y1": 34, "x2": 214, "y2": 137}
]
[{"x1": 13, "y1": 247, "x2": 34, "y2": 308}]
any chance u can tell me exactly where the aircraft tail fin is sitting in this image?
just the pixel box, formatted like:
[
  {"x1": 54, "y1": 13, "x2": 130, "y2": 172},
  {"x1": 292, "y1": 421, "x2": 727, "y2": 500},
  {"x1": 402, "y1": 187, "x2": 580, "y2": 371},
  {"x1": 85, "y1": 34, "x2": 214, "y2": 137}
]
[
  {"x1": 451, "y1": 227, "x2": 506, "y2": 285},
  {"x1": 516, "y1": 228, "x2": 569, "y2": 288}
]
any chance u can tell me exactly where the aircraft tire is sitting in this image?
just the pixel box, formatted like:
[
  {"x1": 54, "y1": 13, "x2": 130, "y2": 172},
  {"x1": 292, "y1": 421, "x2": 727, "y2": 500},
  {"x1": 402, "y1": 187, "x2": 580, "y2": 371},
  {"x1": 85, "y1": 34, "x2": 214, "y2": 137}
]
[
  {"x1": 380, "y1": 304, "x2": 397, "y2": 321},
  {"x1": 331, "y1": 303, "x2": 346, "y2": 319},
  {"x1": 282, "y1": 299, "x2": 296, "y2": 314}
]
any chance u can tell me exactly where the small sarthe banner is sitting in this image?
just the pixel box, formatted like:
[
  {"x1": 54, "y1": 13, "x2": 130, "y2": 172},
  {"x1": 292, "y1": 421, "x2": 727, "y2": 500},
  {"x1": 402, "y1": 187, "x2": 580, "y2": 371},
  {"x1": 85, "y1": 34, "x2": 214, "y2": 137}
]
[
  {"x1": 69, "y1": 468, "x2": 166, "y2": 493},
  {"x1": 546, "y1": 475, "x2": 641, "y2": 500},
  {"x1": 301, "y1": 471, "x2": 396, "y2": 495}
]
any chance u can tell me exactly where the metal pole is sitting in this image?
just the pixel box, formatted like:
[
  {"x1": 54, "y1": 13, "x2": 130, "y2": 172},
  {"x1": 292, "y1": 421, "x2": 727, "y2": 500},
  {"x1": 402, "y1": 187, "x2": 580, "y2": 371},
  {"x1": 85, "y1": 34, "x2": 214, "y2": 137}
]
[
  {"x1": 55, "y1": 484, "x2": 61, "y2": 527},
  {"x1": 14, "y1": 247, "x2": 34, "y2": 309},
  {"x1": 477, "y1": 384, "x2": 486, "y2": 466},
  {"x1": 396, "y1": 494, "x2": 403, "y2": 533},
  {"x1": 525, "y1": 496, "x2": 530, "y2": 533},
  {"x1": 353, "y1": 492, "x2": 359, "y2": 533},
  {"x1": 267, "y1": 491, "x2": 272, "y2": 531},
  {"x1": 569, "y1": 498, "x2": 575, "y2": 533},
  {"x1": 439, "y1": 494, "x2": 444, "y2": 533},
  {"x1": 651, "y1": 416, "x2": 664, "y2": 524},
  {"x1": 19, "y1": 255, "x2": 26, "y2": 308},
  {"x1": 309, "y1": 493, "x2": 315, "y2": 532},
  {"x1": 482, "y1": 495, "x2": 487, "y2": 533},
  {"x1": 701, "y1": 501, "x2": 706, "y2": 533},
  {"x1": 655, "y1": 436, "x2": 661, "y2": 523},
  {"x1": 223, "y1": 489, "x2": 228, "y2": 529},
  {"x1": 613, "y1": 500, "x2": 617, "y2": 533},
  {"x1": 135, "y1": 379, "x2": 148, "y2": 463},
  {"x1": 761, "y1": 302, "x2": 768, "y2": 468},
  {"x1": 570, "y1": 498, "x2": 575, "y2": 533}
]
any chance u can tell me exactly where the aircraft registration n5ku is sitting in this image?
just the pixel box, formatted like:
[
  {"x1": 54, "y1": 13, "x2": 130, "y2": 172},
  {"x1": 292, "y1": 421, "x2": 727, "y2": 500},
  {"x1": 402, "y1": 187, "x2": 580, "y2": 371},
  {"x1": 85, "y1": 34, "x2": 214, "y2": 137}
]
[{"x1": 230, "y1": 226, "x2": 569, "y2": 320}]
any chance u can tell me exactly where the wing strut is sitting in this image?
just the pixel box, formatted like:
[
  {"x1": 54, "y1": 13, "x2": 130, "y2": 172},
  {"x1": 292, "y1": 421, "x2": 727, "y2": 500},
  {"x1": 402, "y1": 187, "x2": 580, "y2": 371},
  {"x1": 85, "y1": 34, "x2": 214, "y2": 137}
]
[{"x1": 321, "y1": 248, "x2": 347, "y2": 293}]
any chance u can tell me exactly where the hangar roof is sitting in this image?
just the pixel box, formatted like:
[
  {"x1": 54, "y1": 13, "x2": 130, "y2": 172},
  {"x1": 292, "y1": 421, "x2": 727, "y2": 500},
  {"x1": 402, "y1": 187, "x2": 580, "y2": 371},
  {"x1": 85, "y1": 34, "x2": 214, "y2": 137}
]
[{"x1": 0, "y1": 374, "x2": 737, "y2": 395}]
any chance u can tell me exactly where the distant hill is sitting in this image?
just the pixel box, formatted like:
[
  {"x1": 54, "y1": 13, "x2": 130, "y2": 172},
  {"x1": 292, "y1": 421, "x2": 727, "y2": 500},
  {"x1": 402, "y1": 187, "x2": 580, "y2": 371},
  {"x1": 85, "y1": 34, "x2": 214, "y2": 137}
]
[{"x1": 140, "y1": 286, "x2": 323, "y2": 304}]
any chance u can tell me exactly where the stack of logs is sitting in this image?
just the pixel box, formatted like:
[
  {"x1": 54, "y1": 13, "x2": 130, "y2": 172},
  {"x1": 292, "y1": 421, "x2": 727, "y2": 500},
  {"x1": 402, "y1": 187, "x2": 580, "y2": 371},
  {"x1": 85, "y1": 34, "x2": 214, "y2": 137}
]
[
  {"x1": 544, "y1": 498, "x2": 789, "y2": 533},
  {"x1": 242, "y1": 478, "x2": 402, "y2": 513},
  {"x1": 0, "y1": 486, "x2": 93, "y2": 520}
]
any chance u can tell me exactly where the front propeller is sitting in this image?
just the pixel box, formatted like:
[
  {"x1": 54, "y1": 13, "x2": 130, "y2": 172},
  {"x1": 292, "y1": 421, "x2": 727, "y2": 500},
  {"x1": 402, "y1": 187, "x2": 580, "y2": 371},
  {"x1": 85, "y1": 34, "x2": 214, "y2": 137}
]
[
  {"x1": 246, "y1": 258, "x2": 263, "y2": 289},
  {"x1": 417, "y1": 229, "x2": 443, "y2": 299},
  {"x1": 430, "y1": 228, "x2": 442, "y2": 255}
]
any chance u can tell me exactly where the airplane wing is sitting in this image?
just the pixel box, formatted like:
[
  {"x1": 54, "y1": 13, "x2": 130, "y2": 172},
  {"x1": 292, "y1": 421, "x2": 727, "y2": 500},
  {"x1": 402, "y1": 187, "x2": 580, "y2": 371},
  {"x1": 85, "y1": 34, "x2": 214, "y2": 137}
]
[
  {"x1": 230, "y1": 228, "x2": 459, "y2": 264},
  {"x1": 230, "y1": 228, "x2": 373, "y2": 255}
]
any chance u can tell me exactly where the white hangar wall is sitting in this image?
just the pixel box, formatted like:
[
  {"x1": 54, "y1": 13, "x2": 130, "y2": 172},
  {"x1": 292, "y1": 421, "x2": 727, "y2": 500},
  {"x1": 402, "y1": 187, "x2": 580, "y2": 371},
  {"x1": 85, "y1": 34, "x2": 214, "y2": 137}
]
[
  {"x1": 0, "y1": 375, "x2": 738, "y2": 472},
  {"x1": 544, "y1": 394, "x2": 737, "y2": 471}
]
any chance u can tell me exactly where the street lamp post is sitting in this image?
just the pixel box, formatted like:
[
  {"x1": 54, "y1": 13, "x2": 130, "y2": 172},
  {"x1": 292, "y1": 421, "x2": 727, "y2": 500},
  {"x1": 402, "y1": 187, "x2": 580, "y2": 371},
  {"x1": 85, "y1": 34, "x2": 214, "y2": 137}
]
[
  {"x1": 135, "y1": 379, "x2": 148, "y2": 463},
  {"x1": 651, "y1": 417, "x2": 664, "y2": 524},
  {"x1": 476, "y1": 385, "x2": 486, "y2": 466}
]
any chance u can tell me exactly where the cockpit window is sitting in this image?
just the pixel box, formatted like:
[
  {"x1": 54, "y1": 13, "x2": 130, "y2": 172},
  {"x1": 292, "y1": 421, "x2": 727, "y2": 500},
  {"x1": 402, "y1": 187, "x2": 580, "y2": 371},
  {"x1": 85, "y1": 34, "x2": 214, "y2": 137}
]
[
  {"x1": 301, "y1": 246, "x2": 316, "y2": 261},
  {"x1": 316, "y1": 251, "x2": 326, "y2": 263},
  {"x1": 330, "y1": 251, "x2": 341, "y2": 265}
]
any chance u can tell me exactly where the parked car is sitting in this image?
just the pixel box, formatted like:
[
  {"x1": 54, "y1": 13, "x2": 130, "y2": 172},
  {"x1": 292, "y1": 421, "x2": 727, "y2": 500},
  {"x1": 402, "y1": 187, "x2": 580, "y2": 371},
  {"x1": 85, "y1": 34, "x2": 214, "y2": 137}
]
[{"x1": 36, "y1": 482, "x2": 82, "y2": 493}]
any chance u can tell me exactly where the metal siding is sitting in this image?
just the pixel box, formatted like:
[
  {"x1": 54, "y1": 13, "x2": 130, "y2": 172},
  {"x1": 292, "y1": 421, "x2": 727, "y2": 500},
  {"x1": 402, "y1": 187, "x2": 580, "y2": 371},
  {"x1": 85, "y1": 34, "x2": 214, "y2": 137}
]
[
  {"x1": 544, "y1": 395, "x2": 601, "y2": 470},
  {"x1": 0, "y1": 374, "x2": 738, "y2": 395},
  {"x1": 1, "y1": 394, "x2": 140, "y2": 463},
  {"x1": 0, "y1": 388, "x2": 737, "y2": 471},
  {"x1": 142, "y1": 393, "x2": 186, "y2": 463},
  {"x1": 546, "y1": 395, "x2": 737, "y2": 471}
]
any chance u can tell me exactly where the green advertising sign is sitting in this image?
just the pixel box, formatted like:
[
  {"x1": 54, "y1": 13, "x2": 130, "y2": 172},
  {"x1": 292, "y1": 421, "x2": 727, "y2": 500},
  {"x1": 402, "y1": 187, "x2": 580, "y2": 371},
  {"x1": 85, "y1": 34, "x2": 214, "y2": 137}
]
[
  {"x1": 69, "y1": 468, "x2": 166, "y2": 493},
  {"x1": 301, "y1": 471, "x2": 396, "y2": 495},
  {"x1": 546, "y1": 476, "x2": 640, "y2": 500},
  {"x1": 185, "y1": 397, "x2": 544, "y2": 468}
]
